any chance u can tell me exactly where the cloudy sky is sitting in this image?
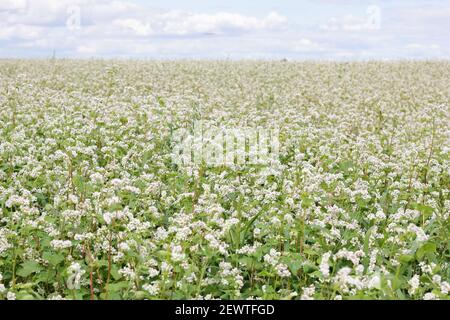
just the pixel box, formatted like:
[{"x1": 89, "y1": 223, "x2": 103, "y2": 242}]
[{"x1": 1, "y1": 0, "x2": 449, "y2": 59}]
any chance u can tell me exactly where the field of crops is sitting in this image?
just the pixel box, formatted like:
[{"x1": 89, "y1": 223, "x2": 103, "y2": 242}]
[{"x1": 0, "y1": 60, "x2": 449, "y2": 300}]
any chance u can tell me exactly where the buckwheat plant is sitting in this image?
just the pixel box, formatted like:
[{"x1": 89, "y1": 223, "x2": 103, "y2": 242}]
[{"x1": 0, "y1": 60, "x2": 449, "y2": 300}]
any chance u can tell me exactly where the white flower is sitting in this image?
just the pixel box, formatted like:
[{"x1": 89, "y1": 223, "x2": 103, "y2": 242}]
[
  {"x1": 7, "y1": 292, "x2": 16, "y2": 300},
  {"x1": 275, "y1": 263, "x2": 291, "y2": 278},
  {"x1": 5, "y1": 195, "x2": 30, "y2": 208},
  {"x1": 48, "y1": 295, "x2": 67, "y2": 300},
  {"x1": 408, "y1": 275, "x2": 420, "y2": 295},
  {"x1": 118, "y1": 264, "x2": 136, "y2": 280},
  {"x1": 319, "y1": 252, "x2": 331, "y2": 278},
  {"x1": 143, "y1": 282, "x2": 160, "y2": 296},
  {"x1": 90, "y1": 172, "x2": 104, "y2": 184},
  {"x1": 335, "y1": 249, "x2": 364, "y2": 266},
  {"x1": 263, "y1": 249, "x2": 281, "y2": 266},
  {"x1": 148, "y1": 267, "x2": 160, "y2": 278},
  {"x1": 0, "y1": 229, "x2": 12, "y2": 255},
  {"x1": 423, "y1": 292, "x2": 438, "y2": 300},
  {"x1": 161, "y1": 262, "x2": 173, "y2": 275},
  {"x1": 171, "y1": 245, "x2": 186, "y2": 262},
  {"x1": 50, "y1": 240, "x2": 72, "y2": 250},
  {"x1": 300, "y1": 285, "x2": 315, "y2": 300},
  {"x1": 440, "y1": 281, "x2": 450, "y2": 295},
  {"x1": 68, "y1": 194, "x2": 79, "y2": 204},
  {"x1": 154, "y1": 227, "x2": 168, "y2": 241}
]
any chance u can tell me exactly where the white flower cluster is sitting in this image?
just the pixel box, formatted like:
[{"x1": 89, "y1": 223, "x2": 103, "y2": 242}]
[
  {"x1": 50, "y1": 240, "x2": 72, "y2": 250},
  {"x1": 0, "y1": 60, "x2": 448, "y2": 300},
  {"x1": 263, "y1": 249, "x2": 291, "y2": 278}
]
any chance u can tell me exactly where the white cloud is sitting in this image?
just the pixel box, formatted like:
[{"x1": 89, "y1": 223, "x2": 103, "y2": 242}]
[
  {"x1": 159, "y1": 11, "x2": 286, "y2": 35},
  {"x1": 320, "y1": 14, "x2": 379, "y2": 32},
  {"x1": 109, "y1": 10, "x2": 288, "y2": 37},
  {"x1": 291, "y1": 38, "x2": 326, "y2": 53},
  {"x1": 319, "y1": 5, "x2": 381, "y2": 32},
  {"x1": 0, "y1": 24, "x2": 42, "y2": 40},
  {"x1": 0, "y1": 0, "x2": 28, "y2": 11},
  {"x1": 0, "y1": 0, "x2": 290, "y2": 57},
  {"x1": 0, "y1": 0, "x2": 448, "y2": 59},
  {"x1": 77, "y1": 45, "x2": 97, "y2": 54},
  {"x1": 113, "y1": 19, "x2": 154, "y2": 36},
  {"x1": 403, "y1": 43, "x2": 442, "y2": 57},
  {"x1": 399, "y1": 6, "x2": 450, "y2": 22},
  {"x1": 1, "y1": 0, "x2": 287, "y2": 35}
]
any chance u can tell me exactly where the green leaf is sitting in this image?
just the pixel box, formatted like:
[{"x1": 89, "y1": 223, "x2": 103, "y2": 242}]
[
  {"x1": 238, "y1": 257, "x2": 256, "y2": 269},
  {"x1": 303, "y1": 247, "x2": 318, "y2": 256},
  {"x1": 284, "y1": 254, "x2": 303, "y2": 274},
  {"x1": 287, "y1": 260, "x2": 303, "y2": 275},
  {"x1": 413, "y1": 204, "x2": 434, "y2": 220},
  {"x1": 108, "y1": 281, "x2": 129, "y2": 292},
  {"x1": 302, "y1": 261, "x2": 317, "y2": 273},
  {"x1": 15, "y1": 283, "x2": 34, "y2": 289},
  {"x1": 300, "y1": 194, "x2": 314, "y2": 208},
  {"x1": 96, "y1": 259, "x2": 109, "y2": 268},
  {"x1": 399, "y1": 255, "x2": 415, "y2": 263},
  {"x1": 111, "y1": 266, "x2": 122, "y2": 280},
  {"x1": 363, "y1": 226, "x2": 377, "y2": 271},
  {"x1": 416, "y1": 242, "x2": 436, "y2": 260},
  {"x1": 43, "y1": 252, "x2": 64, "y2": 266},
  {"x1": 16, "y1": 292, "x2": 35, "y2": 300},
  {"x1": 391, "y1": 276, "x2": 403, "y2": 290},
  {"x1": 17, "y1": 261, "x2": 42, "y2": 277},
  {"x1": 36, "y1": 270, "x2": 57, "y2": 283},
  {"x1": 134, "y1": 291, "x2": 147, "y2": 300}
]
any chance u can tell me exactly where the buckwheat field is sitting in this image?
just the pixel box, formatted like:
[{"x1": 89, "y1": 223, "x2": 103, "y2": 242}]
[{"x1": 0, "y1": 60, "x2": 449, "y2": 300}]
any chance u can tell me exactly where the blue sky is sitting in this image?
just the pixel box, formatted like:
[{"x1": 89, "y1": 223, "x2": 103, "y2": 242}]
[{"x1": 1, "y1": 0, "x2": 449, "y2": 59}]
